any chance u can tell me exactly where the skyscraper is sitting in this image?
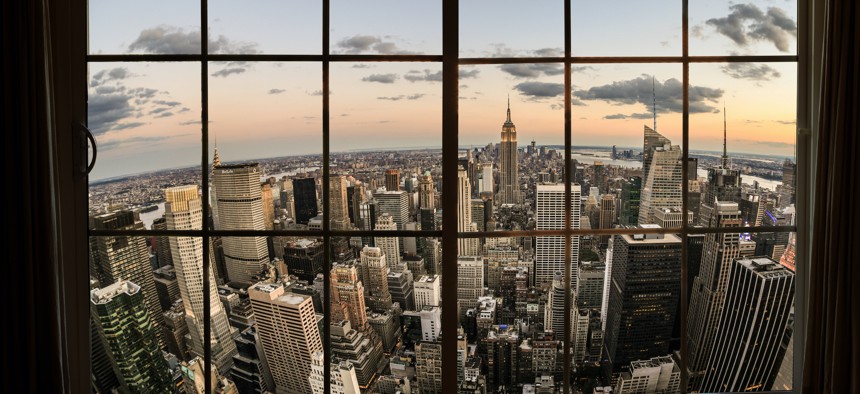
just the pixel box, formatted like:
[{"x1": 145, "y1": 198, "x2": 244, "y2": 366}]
[
  {"x1": 686, "y1": 202, "x2": 744, "y2": 382},
  {"x1": 620, "y1": 176, "x2": 642, "y2": 226},
  {"x1": 385, "y1": 169, "x2": 401, "y2": 192},
  {"x1": 373, "y1": 190, "x2": 409, "y2": 230},
  {"x1": 165, "y1": 185, "x2": 238, "y2": 375},
  {"x1": 414, "y1": 274, "x2": 441, "y2": 310},
  {"x1": 89, "y1": 210, "x2": 165, "y2": 345},
  {"x1": 212, "y1": 163, "x2": 270, "y2": 284},
  {"x1": 457, "y1": 256, "x2": 484, "y2": 320},
  {"x1": 498, "y1": 97, "x2": 521, "y2": 205},
  {"x1": 90, "y1": 280, "x2": 173, "y2": 393},
  {"x1": 418, "y1": 170, "x2": 436, "y2": 210},
  {"x1": 248, "y1": 282, "x2": 323, "y2": 394},
  {"x1": 642, "y1": 125, "x2": 671, "y2": 184},
  {"x1": 534, "y1": 183, "x2": 581, "y2": 286},
  {"x1": 415, "y1": 340, "x2": 444, "y2": 394},
  {"x1": 293, "y1": 177, "x2": 319, "y2": 226},
  {"x1": 283, "y1": 238, "x2": 324, "y2": 282},
  {"x1": 458, "y1": 167, "x2": 480, "y2": 256},
  {"x1": 605, "y1": 230, "x2": 682, "y2": 369},
  {"x1": 330, "y1": 174, "x2": 352, "y2": 231},
  {"x1": 331, "y1": 261, "x2": 368, "y2": 328},
  {"x1": 699, "y1": 257, "x2": 795, "y2": 393},
  {"x1": 374, "y1": 214, "x2": 401, "y2": 267},
  {"x1": 638, "y1": 129, "x2": 683, "y2": 225},
  {"x1": 359, "y1": 246, "x2": 394, "y2": 313},
  {"x1": 309, "y1": 351, "x2": 361, "y2": 394},
  {"x1": 698, "y1": 110, "x2": 742, "y2": 226}
]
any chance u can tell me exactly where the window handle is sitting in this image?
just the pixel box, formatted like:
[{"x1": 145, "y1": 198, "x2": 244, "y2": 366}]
[{"x1": 76, "y1": 122, "x2": 97, "y2": 175}]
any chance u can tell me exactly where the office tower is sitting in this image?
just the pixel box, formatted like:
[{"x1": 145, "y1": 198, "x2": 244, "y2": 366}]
[
  {"x1": 573, "y1": 308, "x2": 591, "y2": 362},
  {"x1": 534, "y1": 183, "x2": 581, "y2": 286},
  {"x1": 620, "y1": 176, "x2": 642, "y2": 226},
  {"x1": 424, "y1": 238, "x2": 443, "y2": 276},
  {"x1": 653, "y1": 207, "x2": 693, "y2": 229},
  {"x1": 162, "y1": 300, "x2": 189, "y2": 359},
  {"x1": 348, "y1": 182, "x2": 366, "y2": 227},
  {"x1": 545, "y1": 271, "x2": 570, "y2": 341},
  {"x1": 368, "y1": 311, "x2": 401, "y2": 352},
  {"x1": 153, "y1": 265, "x2": 180, "y2": 311},
  {"x1": 385, "y1": 169, "x2": 401, "y2": 191},
  {"x1": 309, "y1": 351, "x2": 361, "y2": 394},
  {"x1": 152, "y1": 216, "x2": 173, "y2": 267},
  {"x1": 90, "y1": 281, "x2": 173, "y2": 393},
  {"x1": 283, "y1": 238, "x2": 323, "y2": 282},
  {"x1": 418, "y1": 171, "x2": 436, "y2": 210},
  {"x1": 471, "y1": 198, "x2": 486, "y2": 232},
  {"x1": 359, "y1": 246, "x2": 393, "y2": 313},
  {"x1": 782, "y1": 159, "x2": 796, "y2": 188},
  {"x1": 642, "y1": 125, "x2": 671, "y2": 183},
  {"x1": 388, "y1": 270, "x2": 415, "y2": 310},
  {"x1": 479, "y1": 162, "x2": 494, "y2": 194},
  {"x1": 261, "y1": 183, "x2": 275, "y2": 231},
  {"x1": 699, "y1": 115, "x2": 742, "y2": 226},
  {"x1": 373, "y1": 190, "x2": 409, "y2": 230},
  {"x1": 89, "y1": 210, "x2": 165, "y2": 345},
  {"x1": 480, "y1": 324, "x2": 520, "y2": 390},
  {"x1": 498, "y1": 97, "x2": 521, "y2": 205},
  {"x1": 420, "y1": 305, "x2": 443, "y2": 342},
  {"x1": 330, "y1": 319, "x2": 386, "y2": 388},
  {"x1": 91, "y1": 311, "x2": 120, "y2": 393},
  {"x1": 414, "y1": 274, "x2": 441, "y2": 310},
  {"x1": 230, "y1": 327, "x2": 274, "y2": 394},
  {"x1": 415, "y1": 340, "x2": 444, "y2": 394},
  {"x1": 212, "y1": 164, "x2": 270, "y2": 284},
  {"x1": 740, "y1": 191, "x2": 766, "y2": 227},
  {"x1": 374, "y1": 214, "x2": 401, "y2": 267},
  {"x1": 686, "y1": 202, "x2": 744, "y2": 380},
  {"x1": 248, "y1": 282, "x2": 323, "y2": 394},
  {"x1": 605, "y1": 230, "x2": 682, "y2": 369},
  {"x1": 614, "y1": 355, "x2": 681, "y2": 394},
  {"x1": 293, "y1": 177, "x2": 319, "y2": 225},
  {"x1": 458, "y1": 167, "x2": 480, "y2": 255},
  {"x1": 164, "y1": 185, "x2": 238, "y2": 375},
  {"x1": 638, "y1": 132, "x2": 683, "y2": 225},
  {"x1": 599, "y1": 194, "x2": 617, "y2": 230},
  {"x1": 700, "y1": 257, "x2": 795, "y2": 393},
  {"x1": 331, "y1": 261, "x2": 368, "y2": 328},
  {"x1": 577, "y1": 261, "x2": 605, "y2": 310},
  {"x1": 457, "y1": 256, "x2": 484, "y2": 320},
  {"x1": 593, "y1": 161, "x2": 606, "y2": 193},
  {"x1": 330, "y1": 174, "x2": 352, "y2": 231}
]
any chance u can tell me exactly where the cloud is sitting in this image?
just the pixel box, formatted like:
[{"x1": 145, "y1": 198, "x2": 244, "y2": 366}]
[
  {"x1": 128, "y1": 26, "x2": 259, "y2": 54},
  {"x1": 377, "y1": 96, "x2": 404, "y2": 101},
  {"x1": 211, "y1": 67, "x2": 247, "y2": 78},
  {"x1": 736, "y1": 139, "x2": 796, "y2": 149},
  {"x1": 407, "y1": 93, "x2": 425, "y2": 100},
  {"x1": 335, "y1": 35, "x2": 421, "y2": 55},
  {"x1": 573, "y1": 75, "x2": 723, "y2": 115},
  {"x1": 268, "y1": 88, "x2": 286, "y2": 95},
  {"x1": 459, "y1": 69, "x2": 481, "y2": 79},
  {"x1": 362, "y1": 73, "x2": 398, "y2": 84},
  {"x1": 404, "y1": 69, "x2": 442, "y2": 83},
  {"x1": 775, "y1": 120, "x2": 796, "y2": 125},
  {"x1": 706, "y1": 4, "x2": 797, "y2": 52},
  {"x1": 91, "y1": 67, "x2": 133, "y2": 87},
  {"x1": 376, "y1": 93, "x2": 426, "y2": 101},
  {"x1": 484, "y1": 44, "x2": 563, "y2": 58},
  {"x1": 153, "y1": 100, "x2": 181, "y2": 107},
  {"x1": 533, "y1": 48, "x2": 563, "y2": 57},
  {"x1": 98, "y1": 134, "x2": 189, "y2": 151},
  {"x1": 720, "y1": 62, "x2": 781, "y2": 81},
  {"x1": 88, "y1": 93, "x2": 138, "y2": 135},
  {"x1": 514, "y1": 82, "x2": 565, "y2": 98},
  {"x1": 352, "y1": 64, "x2": 372, "y2": 69},
  {"x1": 603, "y1": 113, "x2": 653, "y2": 120},
  {"x1": 499, "y1": 63, "x2": 564, "y2": 79}
]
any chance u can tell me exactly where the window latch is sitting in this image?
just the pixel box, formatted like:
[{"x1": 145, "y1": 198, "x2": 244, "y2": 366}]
[{"x1": 75, "y1": 122, "x2": 97, "y2": 175}]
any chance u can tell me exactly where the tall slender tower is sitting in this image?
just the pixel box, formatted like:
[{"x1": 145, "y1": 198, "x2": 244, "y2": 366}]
[
  {"x1": 165, "y1": 185, "x2": 238, "y2": 375},
  {"x1": 642, "y1": 126, "x2": 672, "y2": 184},
  {"x1": 638, "y1": 129, "x2": 683, "y2": 225},
  {"x1": 698, "y1": 106, "x2": 742, "y2": 226},
  {"x1": 358, "y1": 246, "x2": 394, "y2": 313},
  {"x1": 330, "y1": 174, "x2": 351, "y2": 231},
  {"x1": 498, "y1": 97, "x2": 521, "y2": 205},
  {"x1": 458, "y1": 167, "x2": 480, "y2": 255},
  {"x1": 212, "y1": 163, "x2": 270, "y2": 284},
  {"x1": 534, "y1": 183, "x2": 581, "y2": 286}
]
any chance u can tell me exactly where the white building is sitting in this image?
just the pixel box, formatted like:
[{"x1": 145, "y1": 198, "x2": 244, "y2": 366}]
[
  {"x1": 534, "y1": 183, "x2": 581, "y2": 286},
  {"x1": 414, "y1": 274, "x2": 441, "y2": 310}
]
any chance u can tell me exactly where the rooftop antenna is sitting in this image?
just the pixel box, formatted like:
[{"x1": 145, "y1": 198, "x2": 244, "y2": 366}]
[
  {"x1": 652, "y1": 76, "x2": 657, "y2": 131},
  {"x1": 506, "y1": 93, "x2": 512, "y2": 123},
  {"x1": 722, "y1": 101, "x2": 729, "y2": 169}
]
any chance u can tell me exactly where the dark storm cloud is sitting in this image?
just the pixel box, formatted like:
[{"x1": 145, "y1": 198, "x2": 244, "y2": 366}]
[
  {"x1": 362, "y1": 73, "x2": 399, "y2": 84},
  {"x1": 720, "y1": 62, "x2": 781, "y2": 81},
  {"x1": 404, "y1": 69, "x2": 442, "y2": 83},
  {"x1": 268, "y1": 88, "x2": 286, "y2": 95},
  {"x1": 499, "y1": 64, "x2": 564, "y2": 79},
  {"x1": 706, "y1": 4, "x2": 797, "y2": 52},
  {"x1": 88, "y1": 93, "x2": 139, "y2": 135},
  {"x1": 335, "y1": 35, "x2": 421, "y2": 55},
  {"x1": 91, "y1": 67, "x2": 133, "y2": 87},
  {"x1": 514, "y1": 82, "x2": 565, "y2": 98},
  {"x1": 573, "y1": 76, "x2": 723, "y2": 115}
]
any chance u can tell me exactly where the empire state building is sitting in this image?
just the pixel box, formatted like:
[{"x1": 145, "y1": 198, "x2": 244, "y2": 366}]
[{"x1": 498, "y1": 97, "x2": 521, "y2": 205}]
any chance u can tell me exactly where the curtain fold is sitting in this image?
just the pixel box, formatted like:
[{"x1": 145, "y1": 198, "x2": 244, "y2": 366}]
[
  {"x1": 802, "y1": 0, "x2": 860, "y2": 392},
  {"x1": 1, "y1": 0, "x2": 65, "y2": 392}
]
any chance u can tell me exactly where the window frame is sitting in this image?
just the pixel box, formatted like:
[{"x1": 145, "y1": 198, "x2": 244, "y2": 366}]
[{"x1": 63, "y1": 0, "x2": 811, "y2": 392}]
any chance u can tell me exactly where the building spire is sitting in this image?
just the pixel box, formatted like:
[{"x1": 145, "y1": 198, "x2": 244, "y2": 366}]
[
  {"x1": 212, "y1": 130, "x2": 221, "y2": 168},
  {"x1": 506, "y1": 94, "x2": 512, "y2": 123},
  {"x1": 652, "y1": 76, "x2": 657, "y2": 131},
  {"x1": 722, "y1": 102, "x2": 729, "y2": 169}
]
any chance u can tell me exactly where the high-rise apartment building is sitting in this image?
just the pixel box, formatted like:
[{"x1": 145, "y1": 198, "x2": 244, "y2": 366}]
[
  {"x1": 164, "y1": 185, "x2": 238, "y2": 375},
  {"x1": 212, "y1": 163, "x2": 270, "y2": 284},
  {"x1": 359, "y1": 246, "x2": 393, "y2": 313},
  {"x1": 700, "y1": 257, "x2": 795, "y2": 393},
  {"x1": 420, "y1": 305, "x2": 443, "y2": 342},
  {"x1": 497, "y1": 98, "x2": 521, "y2": 205},
  {"x1": 248, "y1": 282, "x2": 323, "y2": 394},
  {"x1": 90, "y1": 281, "x2": 173, "y2": 393},
  {"x1": 293, "y1": 177, "x2": 319, "y2": 226},
  {"x1": 331, "y1": 261, "x2": 368, "y2": 328},
  {"x1": 534, "y1": 183, "x2": 581, "y2": 286},
  {"x1": 457, "y1": 256, "x2": 484, "y2": 320},
  {"x1": 415, "y1": 340, "x2": 443, "y2": 394}
]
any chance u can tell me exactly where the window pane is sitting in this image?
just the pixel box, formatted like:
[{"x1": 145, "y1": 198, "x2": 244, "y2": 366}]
[
  {"x1": 208, "y1": 62, "x2": 322, "y2": 232},
  {"x1": 571, "y1": 64, "x2": 684, "y2": 231},
  {"x1": 209, "y1": 0, "x2": 321, "y2": 54},
  {"x1": 329, "y1": 237, "x2": 442, "y2": 393},
  {"x1": 88, "y1": 62, "x2": 201, "y2": 230},
  {"x1": 460, "y1": 0, "x2": 563, "y2": 58},
  {"x1": 459, "y1": 64, "x2": 566, "y2": 232},
  {"x1": 685, "y1": 230, "x2": 796, "y2": 392},
  {"x1": 571, "y1": 0, "x2": 680, "y2": 56},
  {"x1": 690, "y1": 63, "x2": 797, "y2": 224},
  {"x1": 690, "y1": 0, "x2": 798, "y2": 56},
  {"x1": 330, "y1": 62, "x2": 442, "y2": 233},
  {"x1": 89, "y1": 0, "x2": 200, "y2": 55},
  {"x1": 331, "y1": 0, "x2": 441, "y2": 55}
]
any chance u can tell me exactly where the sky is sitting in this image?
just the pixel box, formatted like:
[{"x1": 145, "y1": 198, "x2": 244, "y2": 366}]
[{"x1": 87, "y1": 0, "x2": 798, "y2": 181}]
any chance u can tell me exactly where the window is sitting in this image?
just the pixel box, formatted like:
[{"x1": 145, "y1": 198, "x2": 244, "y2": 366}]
[{"x1": 85, "y1": 0, "x2": 800, "y2": 393}]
